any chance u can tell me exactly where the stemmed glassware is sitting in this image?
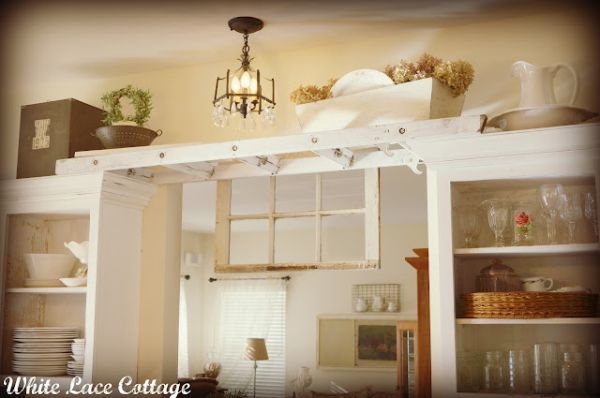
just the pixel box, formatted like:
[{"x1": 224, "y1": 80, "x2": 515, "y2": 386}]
[
  {"x1": 458, "y1": 205, "x2": 482, "y2": 248},
  {"x1": 483, "y1": 199, "x2": 509, "y2": 246},
  {"x1": 538, "y1": 184, "x2": 564, "y2": 244},
  {"x1": 584, "y1": 192, "x2": 598, "y2": 239},
  {"x1": 559, "y1": 192, "x2": 583, "y2": 243}
]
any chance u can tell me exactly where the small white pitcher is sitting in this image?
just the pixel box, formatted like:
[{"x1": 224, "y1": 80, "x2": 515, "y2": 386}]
[{"x1": 511, "y1": 60, "x2": 578, "y2": 108}]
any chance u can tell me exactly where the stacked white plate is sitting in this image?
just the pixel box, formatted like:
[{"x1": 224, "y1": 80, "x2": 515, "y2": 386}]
[
  {"x1": 12, "y1": 327, "x2": 79, "y2": 376},
  {"x1": 68, "y1": 338, "x2": 85, "y2": 377}
]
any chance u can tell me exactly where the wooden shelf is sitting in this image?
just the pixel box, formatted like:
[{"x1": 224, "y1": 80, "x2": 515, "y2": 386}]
[
  {"x1": 456, "y1": 317, "x2": 600, "y2": 325},
  {"x1": 454, "y1": 243, "x2": 600, "y2": 257},
  {"x1": 6, "y1": 287, "x2": 86, "y2": 294}
]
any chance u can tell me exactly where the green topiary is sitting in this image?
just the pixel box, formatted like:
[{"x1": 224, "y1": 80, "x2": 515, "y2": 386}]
[{"x1": 100, "y1": 85, "x2": 152, "y2": 126}]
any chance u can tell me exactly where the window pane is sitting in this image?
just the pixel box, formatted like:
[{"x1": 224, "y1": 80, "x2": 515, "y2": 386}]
[
  {"x1": 275, "y1": 174, "x2": 316, "y2": 213},
  {"x1": 231, "y1": 177, "x2": 269, "y2": 215},
  {"x1": 321, "y1": 169, "x2": 365, "y2": 210},
  {"x1": 321, "y1": 213, "x2": 365, "y2": 262},
  {"x1": 274, "y1": 217, "x2": 315, "y2": 263},
  {"x1": 229, "y1": 219, "x2": 269, "y2": 264}
]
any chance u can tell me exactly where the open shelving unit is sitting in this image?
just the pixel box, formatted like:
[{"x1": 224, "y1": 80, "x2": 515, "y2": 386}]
[{"x1": 426, "y1": 122, "x2": 600, "y2": 397}]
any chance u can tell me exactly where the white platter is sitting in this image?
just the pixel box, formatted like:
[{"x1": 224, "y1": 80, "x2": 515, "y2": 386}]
[
  {"x1": 14, "y1": 341, "x2": 72, "y2": 347},
  {"x1": 13, "y1": 338, "x2": 75, "y2": 343},
  {"x1": 14, "y1": 326, "x2": 78, "y2": 331},
  {"x1": 486, "y1": 105, "x2": 598, "y2": 131},
  {"x1": 13, "y1": 368, "x2": 67, "y2": 376},
  {"x1": 14, "y1": 352, "x2": 71, "y2": 359},
  {"x1": 13, "y1": 360, "x2": 69, "y2": 366},
  {"x1": 14, "y1": 347, "x2": 71, "y2": 352},
  {"x1": 330, "y1": 69, "x2": 394, "y2": 97}
]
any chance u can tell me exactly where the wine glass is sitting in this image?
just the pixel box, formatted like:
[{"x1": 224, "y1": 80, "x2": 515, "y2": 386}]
[
  {"x1": 483, "y1": 199, "x2": 509, "y2": 246},
  {"x1": 538, "y1": 184, "x2": 564, "y2": 244},
  {"x1": 558, "y1": 192, "x2": 583, "y2": 244},
  {"x1": 458, "y1": 205, "x2": 482, "y2": 248},
  {"x1": 584, "y1": 192, "x2": 598, "y2": 239}
]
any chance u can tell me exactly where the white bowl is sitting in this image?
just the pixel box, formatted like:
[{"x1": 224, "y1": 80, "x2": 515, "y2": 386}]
[
  {"x1": 59, "y1": 277, "x2": 87, "y2": 287},
  {"x1": 23, "y1": 253, "x2": 76, "y2": 280}
]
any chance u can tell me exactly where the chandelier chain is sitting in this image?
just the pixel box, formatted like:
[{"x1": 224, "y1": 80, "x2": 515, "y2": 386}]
[{"x1": 240, "y1": 33, "x2": 252, "y2": 69}]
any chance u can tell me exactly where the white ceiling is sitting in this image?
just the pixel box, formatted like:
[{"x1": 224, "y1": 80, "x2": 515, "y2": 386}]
[{"x1": 2, "y1": 0, "x2": 558, "y2": 80}]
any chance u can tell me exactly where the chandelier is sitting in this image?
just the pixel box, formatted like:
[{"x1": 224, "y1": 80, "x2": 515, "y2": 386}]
[{"x1": 212, "y1": 16, "x2": 275, "y2": 129}]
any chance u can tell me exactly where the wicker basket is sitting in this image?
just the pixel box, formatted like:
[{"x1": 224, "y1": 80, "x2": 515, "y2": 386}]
[
  {"x1": 92, "y1": 125, "x2": 162, "y2": 149},
  {"x1": 461, "y1": 292, "x2": 598, "y2": 319}
]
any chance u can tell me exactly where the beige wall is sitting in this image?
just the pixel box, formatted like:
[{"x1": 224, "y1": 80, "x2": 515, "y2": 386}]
[{"x1": 2, "y1": 7, "x2": 599, "y2": 179}]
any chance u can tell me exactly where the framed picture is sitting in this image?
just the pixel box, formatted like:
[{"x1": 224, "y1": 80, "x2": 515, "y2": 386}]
[
  {"x1": 355, "y1": 320, "x2": 397, "y2": 368},
  {"x1": 317, "y1": 316, "x2": 414, "y2": 372}
]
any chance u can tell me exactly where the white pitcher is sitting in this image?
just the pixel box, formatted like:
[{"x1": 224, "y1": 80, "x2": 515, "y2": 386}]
[{"x1": 511, "y1": 60, "x2": 578, "y2": 108}]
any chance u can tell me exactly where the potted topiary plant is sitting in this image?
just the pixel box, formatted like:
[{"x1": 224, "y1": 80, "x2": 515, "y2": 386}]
[{"x1": 92, "y1": 85, "x2": 162, "y2": 148}]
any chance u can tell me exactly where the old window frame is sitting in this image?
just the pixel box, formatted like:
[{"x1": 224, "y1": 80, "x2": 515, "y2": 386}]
[{"x1": 215, "y1": 168, "x2": 380, "y2": 272}]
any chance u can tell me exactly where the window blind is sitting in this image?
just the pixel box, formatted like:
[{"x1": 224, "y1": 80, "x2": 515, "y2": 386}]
[{"x1": 216, "y1": 280, "x2": 286, "y2": 398}]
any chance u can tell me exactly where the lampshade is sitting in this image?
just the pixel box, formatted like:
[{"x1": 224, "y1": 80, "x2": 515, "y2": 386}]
[{"x1": 244, "y1": 337, "x2": 269, "y2": 361}]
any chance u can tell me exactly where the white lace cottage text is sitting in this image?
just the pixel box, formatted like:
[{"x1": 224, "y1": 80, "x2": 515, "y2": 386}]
[{"x1": 3, "y1": 376, "x2": 190, "y2": 397}]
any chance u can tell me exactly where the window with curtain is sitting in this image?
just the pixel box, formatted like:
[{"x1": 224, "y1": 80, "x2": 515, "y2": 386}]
[{"x1": 215, "y1": 278, "x2": 287, "y2": 398}]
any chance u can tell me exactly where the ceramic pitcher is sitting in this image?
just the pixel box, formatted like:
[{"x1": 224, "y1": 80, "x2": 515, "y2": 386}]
[{"x1": 511, "y1": 61, "x2": 578, "y2": 108}]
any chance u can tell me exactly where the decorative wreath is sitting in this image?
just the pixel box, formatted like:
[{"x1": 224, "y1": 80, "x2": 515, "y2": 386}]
[{"x1": 100, "y1": 85, "x2": 153, "y2": 126}]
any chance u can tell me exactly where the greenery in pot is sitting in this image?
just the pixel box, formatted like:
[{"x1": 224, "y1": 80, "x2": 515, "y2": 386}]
[
  {"x1": 100, "y1": 85, "x2": 153, "y2": 126},
  {"x1": 290, "y1": 53, "x2": 474, "y2": 104}
]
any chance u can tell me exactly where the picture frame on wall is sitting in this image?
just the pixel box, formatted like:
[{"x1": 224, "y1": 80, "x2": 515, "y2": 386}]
[
  {"x1": 317, "y1": 316, "x2": 401, "y2": 369},
  {"x1": 355, "y1": 320, "x2": 397, "y2": 368}
]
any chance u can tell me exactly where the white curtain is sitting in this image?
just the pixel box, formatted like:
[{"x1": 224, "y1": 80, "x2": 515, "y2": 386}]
[
  {"x1": 214, "y1": 278, "x2": 287, "y2": 398},
  {"x1": 178, "y1": 276, "x2": 190, "y2": 377}
]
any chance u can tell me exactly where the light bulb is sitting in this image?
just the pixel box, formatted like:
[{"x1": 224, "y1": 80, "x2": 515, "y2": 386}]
[
  {"x1": 250, "y1": 77, "x2": 258, "y2": 93},
  {"x1": 240, "y1": 71, "x2": 251, "y2": 89},
  {"x1": 231, "y1": 76, "x2": 241, "y2": 93}
]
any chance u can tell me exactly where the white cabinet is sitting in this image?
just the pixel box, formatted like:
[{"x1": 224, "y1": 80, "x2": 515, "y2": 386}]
[
  {"x1": 0, "y1": 173, "x2": 155, "y2": 386},
  {"x1": 426, "y1": 124, "x2": 600, "y2": 397}
]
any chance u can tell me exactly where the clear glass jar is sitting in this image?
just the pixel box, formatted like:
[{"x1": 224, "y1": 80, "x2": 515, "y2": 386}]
[
  {"x1": 508, "y1": 349, "x2": 531, "y2": 394},
  {"x1": 476, "y1": 259, "x2": 520, "y2": 292},
  {"x1": 560, "y1": 351, "x2": 586, "y2": 394},
  {"x1": 588, "y1": 344, "x2": 600, "y2": 395},
  {"x1": 457, "y1": 351, "x2": 480, "y2": 392},
  {"x1": 483, "y1": 351, "x2": 506, "y2": 393},
  {"x1": 533, "y1": 342, "x2": 559, "y2": 394}
]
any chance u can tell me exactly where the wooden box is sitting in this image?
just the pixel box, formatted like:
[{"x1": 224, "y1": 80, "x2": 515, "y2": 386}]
[
  {"x1": 17, "y1": 98, "x2": 105, "y2": 178},
  {"x1": 295, "y1": 77, "x2": 465, "y2": 133}
]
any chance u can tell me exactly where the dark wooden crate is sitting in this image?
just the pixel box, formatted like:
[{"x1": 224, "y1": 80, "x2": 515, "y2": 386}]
[{"x1": 16, "y1": 98, "x2": 105, "y2": 178}]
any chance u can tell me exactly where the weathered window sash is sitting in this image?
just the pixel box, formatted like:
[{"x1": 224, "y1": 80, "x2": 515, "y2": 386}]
[{"x1": 214, "y1": 168, "x2": 380, "y2": 272}]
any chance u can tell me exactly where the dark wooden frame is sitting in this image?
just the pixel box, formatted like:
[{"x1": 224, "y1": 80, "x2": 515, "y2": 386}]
[{"x1": 403, "y1": 248, "x2": 431, "y2": 398}]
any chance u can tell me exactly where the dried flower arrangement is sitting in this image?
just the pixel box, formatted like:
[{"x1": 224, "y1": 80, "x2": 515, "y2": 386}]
[
  {"x1": 384, "y1": 53, "x2": 475, "y2": 97},
  {"x1": 290, "y1": 53, "x2": 474, "y2": 104},
  {"x1": 289, "y1": 78, "x2": 338, "y2": 105}
]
